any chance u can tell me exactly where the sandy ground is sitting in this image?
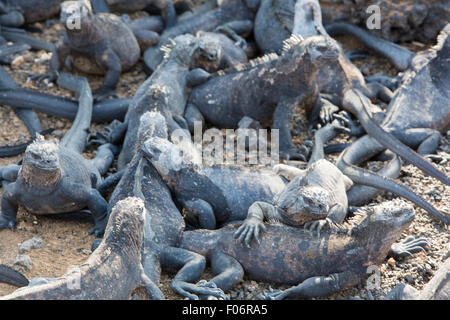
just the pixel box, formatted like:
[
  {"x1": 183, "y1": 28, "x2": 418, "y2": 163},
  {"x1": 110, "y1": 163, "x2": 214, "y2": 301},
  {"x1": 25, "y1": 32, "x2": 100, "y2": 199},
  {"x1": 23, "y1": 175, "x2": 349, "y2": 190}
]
[{"x1": 0, "y1": 9, "x2": 449, "y2": 300}]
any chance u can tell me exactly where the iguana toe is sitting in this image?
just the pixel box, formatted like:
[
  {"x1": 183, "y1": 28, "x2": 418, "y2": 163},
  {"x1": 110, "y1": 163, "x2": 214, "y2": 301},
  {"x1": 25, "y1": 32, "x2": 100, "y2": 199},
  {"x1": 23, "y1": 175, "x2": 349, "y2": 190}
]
[{"x1": 0, "y1": 215, "x2": 15, "y2": 230}]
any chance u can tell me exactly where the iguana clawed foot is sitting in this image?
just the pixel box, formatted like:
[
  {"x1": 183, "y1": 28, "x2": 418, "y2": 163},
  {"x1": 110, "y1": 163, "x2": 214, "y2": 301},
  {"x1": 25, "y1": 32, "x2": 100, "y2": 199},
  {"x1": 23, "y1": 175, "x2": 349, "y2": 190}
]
[
  {"x1": 174, "y1": 279, "x2": 228, "y2": 300},
  {"x1": 319, "y1": 98, "x2": 339, "y2": 124},
  {"x1": 425, "y1": 154, "x2": 449, "y2": 165},
  {"x1": 88, "y1": 120, "x2": 123, "y2": 146},
  {"x1": 304, "y1": 218, "x2": 339, "y2": 237},
  {"x1": 279, "y1": 148, "x2": 307, "y2": 162},
  {"x1": 0, "y1": 214, "x2": 15, "y2": 230},
  {"x1": 388, "y1": 236, "x2": 429, "y2": 260},
  {"x1": 30, "y1": 71, "x2": 58, "y2": 87},
  {"x1": 332, "y1": 111, "x2": 362, "y2": 136},
  {"x1": 259, "y1": 286, "x2": 288, "y2": 300},
  {"x1": 233, "y1": 218, "x2": 266, "y2": 248},
  {"x1": 89, "y1": 217, "x2": 108, "y2": 237},
  {"x1": 92, "y1": 87, "x2": 118, "y2": 102}
]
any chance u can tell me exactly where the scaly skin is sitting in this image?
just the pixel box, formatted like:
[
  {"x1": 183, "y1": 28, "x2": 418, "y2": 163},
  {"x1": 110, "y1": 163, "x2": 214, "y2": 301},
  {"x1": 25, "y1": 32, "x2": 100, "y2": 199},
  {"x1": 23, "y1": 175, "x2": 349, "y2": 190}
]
[
  {"x1": 186, "y1": 35, "x2": 341, "y2": 159},
  {"x1": 176, "y1": 200, "x2": 416, "y2": 299},
  {"x1": 38, "y1": 1, "x2": 141, "y2": 100},
  {"x1": 0, "y1": 74, "x2": 116, "y2": 236},
  {"x1": 336, "y1": 25, "x2": 450, "y2": 224},
  {"x1": 105, "y1": 112, "x2": 228, "y2": 300},
  {"x1": 142, "y1": 136, "x2": 287, "y2": 230},
  {"x1": 0, "y1": 0, "x2": 63, "y2": 26},
  {"x1": 117, "y1": 33, "x2": 220, "y2": 169},
  {"x1": 143, "y1": 0, "x2": 255, "y2": 72},
  {"x1": 320, "y1": 0, "x2": 450, "y2": 44},
  {"x1": 1, "y1": 198, "x2": 161, "y2": 300}
]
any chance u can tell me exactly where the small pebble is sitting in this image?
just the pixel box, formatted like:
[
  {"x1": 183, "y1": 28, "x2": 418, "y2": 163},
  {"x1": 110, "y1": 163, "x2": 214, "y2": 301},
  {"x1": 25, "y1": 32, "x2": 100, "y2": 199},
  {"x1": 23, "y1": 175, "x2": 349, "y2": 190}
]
[
  {"x1": 404, "y1": 274, "x2": 414, "y2": 284},
  {"x1": 11, "y1": 56, "x2": 24, "y2": 68},
  {"x1": 387, "y1": 258, "x2": 396, "y2": 267}
]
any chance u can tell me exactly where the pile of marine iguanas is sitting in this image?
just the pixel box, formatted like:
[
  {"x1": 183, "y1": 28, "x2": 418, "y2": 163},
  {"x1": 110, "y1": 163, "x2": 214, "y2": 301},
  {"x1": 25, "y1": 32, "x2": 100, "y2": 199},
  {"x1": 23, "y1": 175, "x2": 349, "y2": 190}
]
[{"x1": 0, "y1": 0, "x2": 448, "y2": 300}]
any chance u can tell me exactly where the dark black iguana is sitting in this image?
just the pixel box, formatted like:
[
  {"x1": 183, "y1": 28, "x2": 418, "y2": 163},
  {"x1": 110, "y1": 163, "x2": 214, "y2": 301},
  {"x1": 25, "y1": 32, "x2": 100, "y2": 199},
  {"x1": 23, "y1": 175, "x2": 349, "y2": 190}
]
[
  {"x1": 105, "y1": 111, "x2": 228, "y2": 300},
  {"x1": 266, "y1": 0, "x2": 450, "y2": 189},
  {"x1": 34, "y1": 0, "x2": 157, "y2": 101},
  {"x1": 185, "y1": 34, "x2": 340, "y2": 159},
  {"x1": 143, "y1": 0, "x2": 255, "y2": 73},
  {"x1": 141, "y1": 136, "x2": 287, "y2": 230},
  {"x1": 117, "y1": 33, "x2": 221, "y2": 169},
  {"x1": 336, "y1": 25, "x2": 450, "y2": 223},
  {"x1": 175, "y1": 200, "x2": 420, "y2": 299},
  {"x1": 0, "y1": 73, "x2": 116, "y2": 236},
  {"x1": 319, "y1": 0, "x2": 450, "y2": 44},
  {"x1": 0, "y1": 0, "x2": 62, "y2": 27},
  {"x1": 91, "y1": 0, "x2": 177, "y2": 29},
  {"x1": 1, "y1": 197, "x2": 162, "y2": 300}
]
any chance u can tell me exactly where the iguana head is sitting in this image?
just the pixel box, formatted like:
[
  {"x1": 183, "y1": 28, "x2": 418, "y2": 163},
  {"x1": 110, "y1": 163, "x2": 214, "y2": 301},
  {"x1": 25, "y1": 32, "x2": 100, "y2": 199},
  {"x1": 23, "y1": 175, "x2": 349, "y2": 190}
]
[
  {"x1": 162, "y1": 33, "x2": 220, "y2": 69},
  {"x1": 60, "y1": 0, "x2": 92, "y2": 32},
  {"x1": 141, "y1": 136, "x2": 201, "y2": 177},
  {"x1": 350, "y1": 200, "x2": 415, "y2": 264},
  {"x1": 282, "y1": 35, "x2": 339, "y2": 68},
  {"x1": 137, "y1": 111, "x2": 169, "y2": 147},
  {"x1": 273, "y1": 175, "x2": 330, "y2": 226},
  {"x1": 304, "y1": 35, "x2": 340, "y2": 67},
  {"x1": 103, "y1": 197, "x2": 146, "y2": 254},
  {"x1": 192, "y1": 31, "x2": 224, "y2": 72},
  {"x1": 20, "y1": 135, "x2": 61, "y2": 186}
]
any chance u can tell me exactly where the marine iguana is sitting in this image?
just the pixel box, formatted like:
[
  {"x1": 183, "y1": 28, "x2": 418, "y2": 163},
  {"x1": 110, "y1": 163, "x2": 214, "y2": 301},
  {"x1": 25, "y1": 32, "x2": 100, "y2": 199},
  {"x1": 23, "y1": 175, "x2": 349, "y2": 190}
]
[
  {"x1": 34, "y1": 0, "x2": 155, "y2": 101},
  {"x1": 277, "y1": 0, "x2": 450, "y2": 189},
  {"x1": 185, "y1": 34, "x2": 340, "y2": 159},
  {"x1": 0, "y1": 73, "x2": 116, "y2": 236},
  {"x1": 336, "y1": 25, "x2": 450, "y2": 220},
  {"x1": 117, "y1": 33, "x2": 220, "y2": 169},
  {"x1": 0, "y1": 0, "x2": 62, "y2": 27},
  {"x1": 105, "y1": 111, "x2": 228, "y2": 300},
  {"x1": 143, "y1": 0, "x2": 255, "y2": 73},
  {"x1": 92, "y1": 0, "x2": 177, "y2": 29},
  {"x1": 1, "y1": 197, "x2": 163, "y2": 300},
  {"x1": 176, "y1": 200, "x2": 420, "y2": 299},
  {"x1": 141, "y1": 136, "x2": 287, "y2": 230},
  {"x1": 319, "y1": 0, "x2": 450, "y2": 44},
  {"x1": 385, "y1": 255, "x2": 450, "y2": 300}
]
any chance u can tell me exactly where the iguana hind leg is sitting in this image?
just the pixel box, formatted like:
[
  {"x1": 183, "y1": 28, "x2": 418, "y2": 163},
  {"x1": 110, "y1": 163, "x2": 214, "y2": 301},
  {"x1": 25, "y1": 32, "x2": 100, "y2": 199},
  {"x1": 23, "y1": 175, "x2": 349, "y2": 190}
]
[
  {"x1": 160, "y1": 246, "x2": 227, "y2": 300},
  {"x1": 261, "y1": 270, "x2": 362, "y2": 300}
]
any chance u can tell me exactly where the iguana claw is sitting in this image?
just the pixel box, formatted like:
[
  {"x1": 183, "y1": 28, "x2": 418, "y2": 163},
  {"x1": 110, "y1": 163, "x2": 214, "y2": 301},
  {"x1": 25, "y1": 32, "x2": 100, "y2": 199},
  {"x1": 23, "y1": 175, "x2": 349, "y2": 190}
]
[
  {"x1": 389, "y1": 236, "x2": 429, "y2": 260},
  {"x1": 173, "y1": 280, "x2": 229, "y2": 300},
  {"x1": 304, "y1": 218, "x2": 337, "y2": 237}
]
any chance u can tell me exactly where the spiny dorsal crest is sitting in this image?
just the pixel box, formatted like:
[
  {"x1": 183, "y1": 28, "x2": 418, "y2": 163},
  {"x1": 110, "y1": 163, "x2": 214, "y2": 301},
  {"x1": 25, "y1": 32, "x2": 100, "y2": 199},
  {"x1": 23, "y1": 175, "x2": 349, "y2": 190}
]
[
  {"x1": 26, "y1": 135, "x2": 59, "y2": 155},
  {"x1": 216, "y1": 53, "x2": 279, "y2": 76},
  {"x1": 160, "y1": 38, "x2": 177, "y2": 61},
  {"x1": 282, "y1": 34, "x2": 304, "y2": 52}
]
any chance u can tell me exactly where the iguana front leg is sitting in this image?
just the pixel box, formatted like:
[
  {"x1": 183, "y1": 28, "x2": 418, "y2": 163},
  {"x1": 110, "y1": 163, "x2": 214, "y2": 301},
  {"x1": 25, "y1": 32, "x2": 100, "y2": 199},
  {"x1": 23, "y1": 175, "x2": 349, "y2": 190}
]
[
  {"x1": 234, "y1": 201, "x2": 280, "y2": 247},
  {"x1": 33, "y1": 41, "x2": 70, "y2": 85},
  {"x1": 93, "y1": 47, "x2": 122, "y2": 101},
  {"x1": 151, "y1": 0, "x2": 176, "y2": 28},
  {"x1": 63, "y1": 183, "x2": 109, "y2": 236},
  {"x1": 215, "y1": 20, "x2": 254, "y2": 49},
  {"x1": 303, "y1": 203, "x2": 346, "y2": 236},
  {"x1": 0, "y1": 164, "x2": 20, "y2": 182},
  {"x1": 0, "y1": 183, "x2": 19, "y2": 230},
  {"x1": 261, "y1": 270, "x2": 362, "y2": 300},
  {"x1": 273, "y1": 98, "x2": 306, "y2": 161}
]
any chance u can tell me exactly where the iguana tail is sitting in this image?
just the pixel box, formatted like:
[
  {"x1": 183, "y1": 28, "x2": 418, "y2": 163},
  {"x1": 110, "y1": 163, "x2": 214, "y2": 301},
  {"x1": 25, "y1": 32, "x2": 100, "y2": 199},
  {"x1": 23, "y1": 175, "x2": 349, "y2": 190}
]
[
  {"x1": 57, "y1": 73, "x2": 93, "y2": 154},
  {"x1": 343, "y1": 89, "x2": 450, "y2": 187},
  {"x1": 325, "y1": 21, "x2": 413, "y2": 71},
  {"x1": 338, "y1": 154, "x2": 450, "y2": 225},
  {"x1": 0, "y1": 264, "x2": 29, "y2": 287},
  {"x1": 0, "y1": 89, "x2": 130, "y2": 122}
]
